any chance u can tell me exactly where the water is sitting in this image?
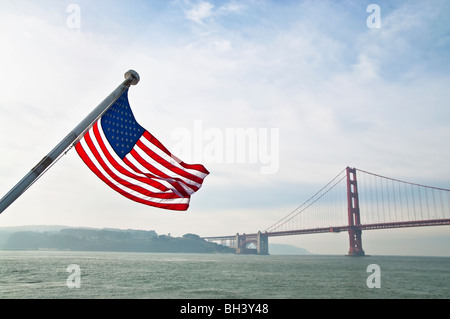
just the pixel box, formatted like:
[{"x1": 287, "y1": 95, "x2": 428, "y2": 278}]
[{"x1": 0, "y1": 250, "x2": 448, "y2": 299}]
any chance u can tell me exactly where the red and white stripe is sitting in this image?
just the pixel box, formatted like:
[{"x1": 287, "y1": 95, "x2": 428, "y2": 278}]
[{"x1": 75, "y1": 120, "x2": 209, "y2": 211}]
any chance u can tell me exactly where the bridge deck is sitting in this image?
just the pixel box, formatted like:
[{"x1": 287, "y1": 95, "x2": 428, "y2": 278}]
[{"x1": 202, "y1": 218, "x2": 450, "y2": 240}]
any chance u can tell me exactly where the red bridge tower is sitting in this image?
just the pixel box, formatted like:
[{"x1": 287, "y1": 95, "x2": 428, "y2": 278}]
[{"x1": 346, "y1": 167, "x2": 365, "y2": 256}]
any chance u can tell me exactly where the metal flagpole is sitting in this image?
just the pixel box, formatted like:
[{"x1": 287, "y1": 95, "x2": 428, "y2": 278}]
[{"x1": 0, "y1": 70, "x2": 140, "y2": 214}]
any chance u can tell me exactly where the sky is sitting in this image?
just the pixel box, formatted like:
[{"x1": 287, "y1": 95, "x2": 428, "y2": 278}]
[{"x1": 0, "y1": 0, "x2": 449, "y2": 256}]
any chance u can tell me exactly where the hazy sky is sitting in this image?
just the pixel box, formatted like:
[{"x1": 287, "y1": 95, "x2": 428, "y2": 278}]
[{"x1": 0, "y1": 0, "x2": 449, "y2": 256}]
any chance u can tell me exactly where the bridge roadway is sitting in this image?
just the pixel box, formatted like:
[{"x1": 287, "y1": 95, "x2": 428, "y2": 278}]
[{"x1": 202, "y1": 218, "x2": 450, "y2": 246}]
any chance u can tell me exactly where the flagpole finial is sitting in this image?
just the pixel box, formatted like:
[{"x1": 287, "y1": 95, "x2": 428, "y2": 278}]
[{"x1": 124, "y1": 70, "x2": 140, "y2": 86}]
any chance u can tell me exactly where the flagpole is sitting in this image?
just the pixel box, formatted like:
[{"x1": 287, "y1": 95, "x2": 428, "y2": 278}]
[{"x1": 0, "y1": 70, "x2": 140, "y2": 214}]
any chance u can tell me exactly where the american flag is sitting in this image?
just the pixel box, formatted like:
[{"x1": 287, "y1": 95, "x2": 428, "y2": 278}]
[{"x1": 75, "y1": 89, "x2": 209, "y2": 211}]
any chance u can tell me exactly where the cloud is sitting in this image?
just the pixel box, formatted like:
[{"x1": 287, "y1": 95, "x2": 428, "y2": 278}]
[
  {"x1": 184, "y1": 1, "x2": 215, "y2": 25},
  {"x1": 181, "y1": 0, "x2": 247, "y2": 33}
]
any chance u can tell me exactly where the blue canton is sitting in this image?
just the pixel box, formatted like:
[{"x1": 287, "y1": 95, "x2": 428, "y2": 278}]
[{"x1": 101, "y1": 89, "x2": 145, "y2": 158}]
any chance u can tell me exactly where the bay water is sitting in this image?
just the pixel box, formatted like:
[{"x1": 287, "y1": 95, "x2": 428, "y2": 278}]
[{"x1": 0, "y1": 250, "x2": 448, "y2": 299}]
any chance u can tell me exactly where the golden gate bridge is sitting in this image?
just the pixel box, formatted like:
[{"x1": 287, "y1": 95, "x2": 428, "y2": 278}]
[{"x1": 203, "y1": 167, "x2": 450, "y2": 256}]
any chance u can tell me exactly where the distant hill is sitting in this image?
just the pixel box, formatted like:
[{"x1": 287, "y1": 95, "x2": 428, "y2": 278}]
[
  {"x1": 269, "y1": 243, "x2": 312, "y2": 255},
  {"x1": 0, "y1": 226, "x2": 312, "y2": 255},
  {"x1": 0, "y1": 226, "x2": 234, "y2": 254}
]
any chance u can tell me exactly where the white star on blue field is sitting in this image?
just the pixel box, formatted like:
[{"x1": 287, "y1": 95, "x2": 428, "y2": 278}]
[{"x1": 101, "y1": 90, "x2": 145, "y2": 158}]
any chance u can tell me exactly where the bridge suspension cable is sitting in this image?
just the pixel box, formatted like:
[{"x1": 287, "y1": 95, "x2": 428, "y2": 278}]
[
  {"x1": 356, "y1": 168, "x2": 450, "y2": 225},
  {"x1": 264, "y1": 167, "x2": 348, "y2": 233}
]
